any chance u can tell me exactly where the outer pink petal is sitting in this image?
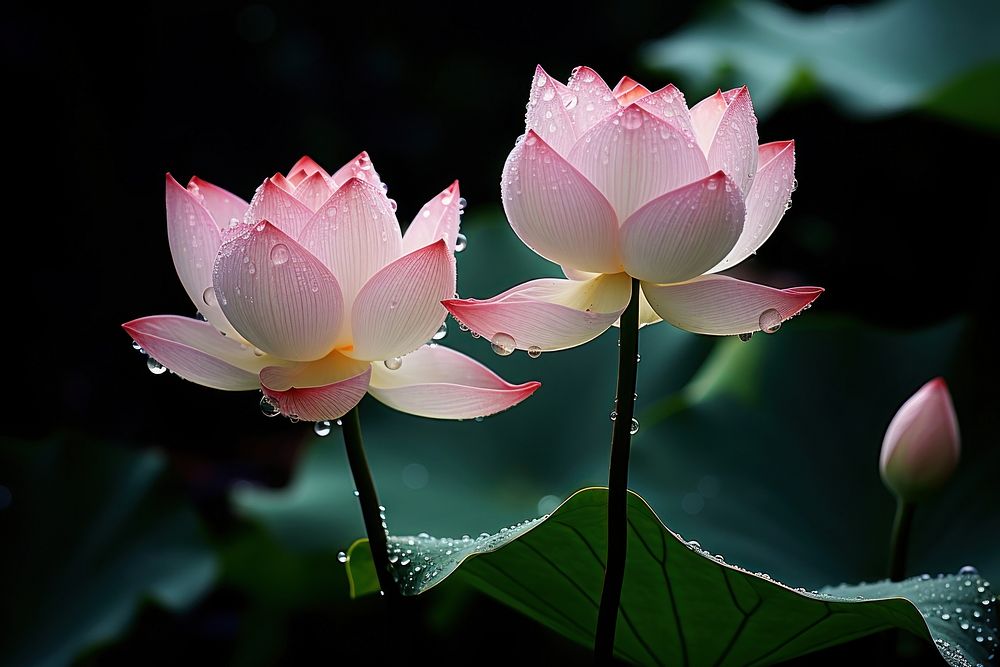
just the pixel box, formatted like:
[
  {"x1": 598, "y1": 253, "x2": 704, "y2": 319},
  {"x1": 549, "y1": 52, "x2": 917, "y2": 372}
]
[
  {"x1": 620, "y1": 171, "x2": 745, "y2": 283},
  {"x1": 188, "y1": 177, "x2": 249, "y2": 229},
  {"x1": 689, "y1": 89, "x2": 727, "y2": 155},
  {"x1": 292, "y1": 171, "x2": 334, "y2": 211},
  {"x1": 708, "y1": 140, "x2": 796, "y2": 273},
  {"x1": 270, "y1": 172, "x2": 295, "y2": 194},
  {"x1": 165, "y1": 174, "x2": 235, "y2": 336},
  {"x1": 641, "y1": 275, "x2": 823, "y2": 336},
  {"x1": 612, "y1": 75, "x2": 651, "y2": 106},
  {"x1": 525, "y1": 65, "x2": 577, "y2": 156},
  {"x1": 502, "y1": 131, "x2": 621, "y2": 273},
  {"x1": 298, "y1": 178, "x2": 403, "y2": 340},
  {"x1": 368, "y1": 344, "x2": 540, "y2": 420},
  {"x1": 260, "y1": 354, "x2": 371, "y2": 421},
  {"x1": 401, "y1": 181, "x2": 462, "y2": 254},
  {"x1": 286, "y1": 155, "x2": 329, "y2": 185},
  {"x1": 635, "y1": 84, "x2": 695, "y2": 139},
  {"x1": 214, "y1": 221, "x2": 344, "y2": 361},
  {"x1": 565, "y1": 66, "x2": 620, "y2": 135},
  {"x1": 443, "y1": 273, "x2": 632, "y2": 352},
  {"x1": 350, "y1": 240, "x2": 456, "y2": 361},
  {"x1": 567, "y1": 105, "x2": 709, "y2": 220},
  {"x1": 706, "y1": 86, "x2": 759, "y2": 196},
  {"x1": 329, "y1": 151, "x2": 384, "y2": 191},
  {"x1": 122, "y1": 315, "x2": 263, "y2": 390},
  {"x1": 244, "y1": 178, "x2": 315, "y2": 239}
]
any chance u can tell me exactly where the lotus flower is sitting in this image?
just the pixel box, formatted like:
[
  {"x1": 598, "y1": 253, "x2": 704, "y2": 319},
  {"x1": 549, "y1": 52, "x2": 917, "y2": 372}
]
[
  {"x1": 123, "y1": 155, "x2": 539, "y2": 422},
  {"x1": 444, "y1": 66, "x2": 824, "y2": 351},
  {"x1": 881, "y1": 378, "x2": 961, "y2": 502}
]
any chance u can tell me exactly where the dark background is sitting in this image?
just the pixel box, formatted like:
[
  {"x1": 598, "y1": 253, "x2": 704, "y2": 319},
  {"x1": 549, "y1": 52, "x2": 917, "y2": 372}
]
[{"x1": 2, "y1": 0, "x2": 998, "y2": 664}]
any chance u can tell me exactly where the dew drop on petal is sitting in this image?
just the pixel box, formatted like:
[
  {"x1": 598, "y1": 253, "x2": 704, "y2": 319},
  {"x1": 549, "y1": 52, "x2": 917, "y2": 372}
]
[
  {"x1": 314, "y1": 420, "x2": 332, "y2": 437},
  {"x1": 432, "y1": 322, "x2": 448, "y2": 341},
  {"x1": 455, "y1": 233, "x2": 467, "y2": 253},
  {"x1": 759, "y1": 308, "x2": 782, "y2": 334},
  {"x1": 146, "y1": 358, "x2": 166, "y2": 375},
  {"x1": 269, "y1": 243, "x2": 290, "y2": 266},
  {"x1": 260, "y1": 395, "x2": 281, "y2": 417},
  {"x1": 621, "y1": 109, "x2": 644, "y2": 130},
  {"x1": 563, "y1": 94, "x2": 578, "y2": 110},
  {"x1": 959, "y1": 565, "x2": 979, "y2": 575},
  {"x1": 527, "y1": 345, "x2": 542, "y2": 359},
  {"x1": 384, "y1": 357, "x2": 403, "y2": 370},
  {"x1": 202, "y1": 286, "x2": 218, "y2": 307},
  {"x1": 490, "y1": 332, "x2": 515, "y2": 356},
  {"x1": 738, "y1": 332, "x2": 753, "y2": 342}
]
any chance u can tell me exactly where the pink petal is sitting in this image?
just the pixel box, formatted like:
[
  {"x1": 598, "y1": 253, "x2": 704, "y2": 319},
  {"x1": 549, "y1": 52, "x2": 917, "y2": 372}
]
[
  {"x1": 329, "y1": 151, "x2": 383, "y2": 191},
  {"x1": 620, "y1": 171, "x2": 745, "y2": 283},
  {"x1": 260, "y1": 353, "x2": 371, "y2": 421},
  {"x1": 689, "y1": 89, "x2": 727, "y2": 155},
  {"x1": 502, "y1": 131, "x2": 621, "y2": 274},
  {"x1": 635, "y1": 84, "x2": 695, "y2": 138},
  {"x1": 165, "y1": 174, "x2": 235, "y2": 337},
  {"x1": 564, "y1": 66, "x2": 619, "y2": 136},
  {"x1": 270, "y1": 172, "x2": 295, "y2": 194},
  {"x1": 401, "y1": 180, "x2": 462, "y2": 254},
  {"x1": 244, "y1": 178, "x2": 315, "y2": 239},
  {"x1": 292, "y1": 171, "x2": 334, "y2": 211},
  {"x1": 286, "y1": 155, "x2": 329, "y2": 185},
  {"x1": 525, "y1": 65, "x2": 576, "y2": 156},
  {"x1": 350, "y1": 240, "x2": 456, "y2": 361},
  {"x1": 612, "y1": 75, "x2": 651, "y2": 106},
  {"x1": 122, "y1": 315, "x2": 262, "y2": 390},
  {"x1": 567, "y1": 105, "x2": 709, "y2": 220},
  {"x1": 641, "y1": 275, "x2": 823, "y2": 336},
  {"x1": 705, "y1": 86, "x2": 759, "y2": 196},
  {"x1": 367, "y1": 344, "x2": 540, "y2": 420},
  {"x1": 188, "y1": 177, "x2": 249, "y2": 229},
  {"x1": 708, "y1": 140, "x2": 796, "y2": 273},
  {"x1": 298, "y1": 178, "x2": 403, "y2": 333},
  {"x1": 442, "y1": 273, "x2": 632, "y2": 352},
  {"x1": 213, "y1": 221, "x2": 344, "y2": 361}
]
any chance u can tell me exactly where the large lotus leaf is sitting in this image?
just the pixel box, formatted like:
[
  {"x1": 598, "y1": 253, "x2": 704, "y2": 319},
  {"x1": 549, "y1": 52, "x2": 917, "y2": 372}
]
[
  {"x1": 347, "y1": 488, "x2": 998, "y2": 666},
  {"x1": 643, "y1": 0, "x2": 1000, "y2": 130},
  {"x1": 0, "y1": 436, "x2": 217, "y2": 667}
]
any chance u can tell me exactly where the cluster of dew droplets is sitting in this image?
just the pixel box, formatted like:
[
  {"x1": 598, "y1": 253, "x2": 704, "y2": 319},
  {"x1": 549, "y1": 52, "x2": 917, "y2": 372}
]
[
  {"x1": 381, "y1": 517, "x2": 542, "y2": 595},
  {"x1": 131, "y1": 339, "x2": 170, "y2": 375},
  {"x1": 454, "y1": 196, "x2": 468, "y2": 252},
  {"x1": 313, "y1": 419, "x2": 342, "y2": 437}
]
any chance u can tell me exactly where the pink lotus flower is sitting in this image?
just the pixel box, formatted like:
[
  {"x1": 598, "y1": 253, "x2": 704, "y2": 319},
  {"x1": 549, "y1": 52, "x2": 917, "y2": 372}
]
[
  {"x1": 444, "y1": 66, "x2": 824, "y2": 351},
  {"x1": 881, "y1": 378, "x2": 961, "y2": 502},
  {"x1": 124, "y1": 155, "x2": 539, "y2": 422}
]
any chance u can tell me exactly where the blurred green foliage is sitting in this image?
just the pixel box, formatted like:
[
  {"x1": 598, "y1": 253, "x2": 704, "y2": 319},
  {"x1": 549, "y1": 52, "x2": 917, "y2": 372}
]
[{"x1": 643, "y1": 0, "x2": 1000, "y2": 131}]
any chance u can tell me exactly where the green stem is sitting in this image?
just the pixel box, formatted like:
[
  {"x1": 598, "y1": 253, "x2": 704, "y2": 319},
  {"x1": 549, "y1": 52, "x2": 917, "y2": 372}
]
[
  {"x1": 888, "y1": 498, "x2": 916, "y2": 582},
  {"x1": 595, "y1": 278, "x2": 641, "y2": 662},
  {"x1": 341, "y1": 405, "x2": 399, "y2": 600}
]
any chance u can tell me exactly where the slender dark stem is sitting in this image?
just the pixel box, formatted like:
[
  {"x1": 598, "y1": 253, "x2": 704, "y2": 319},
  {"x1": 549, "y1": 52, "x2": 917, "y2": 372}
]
[
  {"x1": 341, "y1": 405, "x2": 399, "y2": 600},
  {"x1": 888, "y1": 498, "x2": 916, "y2": 582},
  {"x1": 595, "y1": 277, "x2": 642, "y2": 663}
]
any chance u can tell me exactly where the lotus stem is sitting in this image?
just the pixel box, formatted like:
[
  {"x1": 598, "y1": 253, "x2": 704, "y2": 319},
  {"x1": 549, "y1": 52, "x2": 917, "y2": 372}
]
[
  {"x1": 341, "y1": 405, "x2": 399, "y2": 600},
  {"x1": 595, "y1": 277, "x2": 641, "y2": 661},
  {"x1": 887, "y1": 498, "x2": 916, "y2": 582}
]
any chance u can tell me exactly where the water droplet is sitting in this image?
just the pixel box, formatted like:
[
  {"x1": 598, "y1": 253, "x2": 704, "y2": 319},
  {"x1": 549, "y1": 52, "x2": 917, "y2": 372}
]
[
  {"x1": 314, "y1": 421, "x2": 332, "y2": 436},
  {"x1": 384, "y1": 357, "x2": 403, "y2": 370},
  {"x1": 474, "y1": 416, "x2": 484, "y2": 423},
  {"x1": 260, "y1": 395, "x2": 280, "y2": 417},
  {"x1": 146, "y1": 358, "x2": 166, "y2": 374},
  {"x1": 131, "y1": 340, "x2": 144, "y2": 353},
  {"x1": 433, "y1": 322, "x2": 448, "y2": 341},
  {"x1": 609, "y1": 410, "x2": 618, "y2": 422},
  {"x1": 563, "y1": 94, "x2": 578, "y2": 110},
  {"x1": 621, "y1": 109, "x2": 643, "y2": 129},
  {"x1": 490, "y1": 332, "x2": 515, "y2": 356},
  {"x1": 630, "y1": 418, "x2": 639, "y2": 435},
  {"x1": 959, "y1": 565, "x2": 980, "y2": 575},
  {"x1": 759, "y1": 308, "x2": 782, "y2": 334},
  {"x1": 536, "y1": 74, "x2": 547, "y2": 87},
  {"x1": 527, "y1": 345, "x2": 542, "y2": 359},
  {"x1": 247, "y1": 260, "x2": 257, "y2": 275},
  {"x1": 337, "y1": 551, "x2": 348, "y2": 563},
  {"x1": 202, "y1": 286, "x2": 218, "y2": 307},
  {"x1": 269, "y1": 243, "x2": 290, "y2": 265},
  {"x1": 942, "y1": 613, "x2": 952, "y2": 620},
  {"x1": 542, "y1": 87, "x2": 555, "y2": 102},
  {"x1": 454, "y1": 233, "x2": 467, "y2": 252},
  {"x1": 738, "y1": 332, "x2": 753, "y2": 342}
]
